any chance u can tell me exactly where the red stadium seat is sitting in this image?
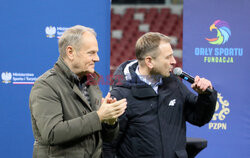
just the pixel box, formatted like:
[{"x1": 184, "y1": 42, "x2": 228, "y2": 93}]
[{"x1": 110, "y1": 7, "x2": 183, "y2": 73}]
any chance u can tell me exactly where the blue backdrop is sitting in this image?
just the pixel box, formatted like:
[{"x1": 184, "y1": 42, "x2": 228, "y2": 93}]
[
  {"x1": 0, "y1": 0, "x2": 111, "y2": 157},
  {"x1": 183, "y1": 0, "x2": 250, "y2": 157}
]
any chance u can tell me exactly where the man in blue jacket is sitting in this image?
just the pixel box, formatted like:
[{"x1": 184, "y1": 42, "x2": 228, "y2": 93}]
[{"x1": 103, "y1": 32, "x2": 217, "y2": 158}]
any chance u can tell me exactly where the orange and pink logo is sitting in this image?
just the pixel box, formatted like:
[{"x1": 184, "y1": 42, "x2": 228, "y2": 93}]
[{"x1": 206, "y1": 20, "x2": 231, "y2": 45}]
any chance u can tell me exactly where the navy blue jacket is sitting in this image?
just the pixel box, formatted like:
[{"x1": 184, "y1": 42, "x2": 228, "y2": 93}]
[{"x1": 103, "y1": 60, "x2": 217, "y2": 158}]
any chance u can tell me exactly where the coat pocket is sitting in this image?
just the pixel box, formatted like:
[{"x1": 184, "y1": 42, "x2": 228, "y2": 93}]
[{"x1": 175, "y1": 149, "x2": 188, "y2": 158}]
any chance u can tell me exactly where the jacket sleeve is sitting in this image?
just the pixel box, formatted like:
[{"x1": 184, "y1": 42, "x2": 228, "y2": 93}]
[
  {"x1": 179, "y1": 80, "x2": 217, "y2": 127},
  {"x1": 101, "y1": 121, "x2": 119, "y2": 143},
  {"x1": 102, "y1": 88, "x2": 128, "y2": 158},
  {"x1": 29, "y1": 79, "x2": 102, "y2": 145}
]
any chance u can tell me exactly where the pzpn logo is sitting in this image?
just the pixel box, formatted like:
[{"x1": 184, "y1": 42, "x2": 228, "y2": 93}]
[{"x1": 209, "y1": 93, "x2": 230, "y2": 130}]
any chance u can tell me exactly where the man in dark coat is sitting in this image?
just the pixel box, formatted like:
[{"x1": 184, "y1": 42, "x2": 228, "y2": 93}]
[
  {"x1": 103, "y1": 32, "x2": 217, "y2": 158},
  {"x1": 29, "y1": 25, "x2": 127, "y2": 158}
]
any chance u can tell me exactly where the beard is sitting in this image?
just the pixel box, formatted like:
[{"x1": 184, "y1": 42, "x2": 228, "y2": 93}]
[
  {"x1": 150, "y1": 67, "x2": 170, "y2": 78},
  {"x1": 149, "y1": 67, "x2": 164, "y2": 80}
]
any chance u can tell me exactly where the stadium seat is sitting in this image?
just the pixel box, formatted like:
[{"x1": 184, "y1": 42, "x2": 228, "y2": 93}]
[{"x1": 110, "y1": 7, "x2": 183, "y2": 75}]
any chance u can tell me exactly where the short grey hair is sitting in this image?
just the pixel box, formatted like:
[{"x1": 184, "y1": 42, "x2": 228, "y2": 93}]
[
  {"x1": 135, "y1": 32, "x2": 170, "y2": 61},
  {"x1": 58, "y1": 25, "x2": 96, "y2": 57}
]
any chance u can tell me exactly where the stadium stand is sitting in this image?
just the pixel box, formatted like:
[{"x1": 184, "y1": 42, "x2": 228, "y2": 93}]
[{"x1": 111, "y1": 5, "x2": 183, "y2": 75}]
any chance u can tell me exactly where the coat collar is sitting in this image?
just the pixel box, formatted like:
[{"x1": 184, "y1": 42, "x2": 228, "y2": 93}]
[
  {"x1": 112, "y1": 60, "x2": 179, "y2": 99},
  {"x1": 54, "y1": 57, "x2": 102, "y2": 111},
  {"x1": 54, "y1": 57, "x2": 100, "y2": 86},
  {"x1": 113, "y1": 60, "x2": 158, "y2": 98},
  {"x1": 54, "y1": 57, "x2": 76, "y2": 84}
]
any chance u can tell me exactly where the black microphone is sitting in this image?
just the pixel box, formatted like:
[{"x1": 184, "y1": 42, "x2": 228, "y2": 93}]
[{"x1": 173, "y1": 67, "x2": 213, "y2": 94}]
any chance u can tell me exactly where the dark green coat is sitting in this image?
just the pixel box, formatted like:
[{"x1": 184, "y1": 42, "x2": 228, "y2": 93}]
[{"x1": 29, "y1": 57, "x2": 118, "y2": 158}]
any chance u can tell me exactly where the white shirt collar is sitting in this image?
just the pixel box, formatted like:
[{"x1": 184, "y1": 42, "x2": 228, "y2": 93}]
[{"x1": 135, "y1": 66, "x2": 162, "y2": 93}]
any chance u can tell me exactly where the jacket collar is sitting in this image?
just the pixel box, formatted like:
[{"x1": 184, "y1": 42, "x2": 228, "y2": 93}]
[
  {"x1": 54, "y1": 57, "x2": 77, "y2": 84},
  {"x1": 112, "y1": 60, "x2": 158, "y2": 98},
  {"x1": 54, "y1": 57, "x2": 101, "y2": 112},
  {"x1": 113, "y1": 60, "x2": 179, "y2": 99},
  {"x1": 54, "y1": 57, "x2": 100, "y2": 86}
]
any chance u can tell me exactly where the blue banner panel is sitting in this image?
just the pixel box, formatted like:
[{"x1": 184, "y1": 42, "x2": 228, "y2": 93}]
[
  {"x1": 0, "y1": 0, "x2": 110, "y2": 157},
  {"x1": 183, "y1": 0, "x2": 250, "y2": 157}
]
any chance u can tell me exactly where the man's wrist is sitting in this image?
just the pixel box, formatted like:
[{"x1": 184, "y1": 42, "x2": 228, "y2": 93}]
[
  {"x1": 103, "y1": 120, "x2": 118, "y2": 129},
  {"x1": 104, "y1": 118, "x2": 117, "y2": 125}
]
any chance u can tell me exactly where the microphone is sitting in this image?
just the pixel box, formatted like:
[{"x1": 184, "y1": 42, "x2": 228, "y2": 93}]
[{"x1": 173, "y1": 67, "x2": 213, "y2": 94}]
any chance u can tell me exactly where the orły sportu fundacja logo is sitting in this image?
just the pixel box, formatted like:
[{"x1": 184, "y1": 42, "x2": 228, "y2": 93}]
[{"x1": 205, "y1": 20, "x2": 231, "y2": 45}]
